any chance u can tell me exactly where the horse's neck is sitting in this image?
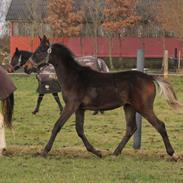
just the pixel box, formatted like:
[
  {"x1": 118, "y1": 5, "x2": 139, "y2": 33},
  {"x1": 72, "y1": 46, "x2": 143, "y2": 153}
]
[
  {"x1": 21, "y1": 51, "x2": 32, "y2": 64},
  {"x1": 53, "y1": 59, "x2": 80, "y2": 87}
]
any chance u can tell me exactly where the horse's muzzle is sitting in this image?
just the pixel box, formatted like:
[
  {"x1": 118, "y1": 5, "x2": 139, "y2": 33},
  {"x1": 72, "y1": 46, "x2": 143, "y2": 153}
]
[
  {"x1": 7, "y1": 64, "x2": 14, "y2": 73},
  {"x1": 23, "y1": 60, "x2": 33, "y2": 74}
]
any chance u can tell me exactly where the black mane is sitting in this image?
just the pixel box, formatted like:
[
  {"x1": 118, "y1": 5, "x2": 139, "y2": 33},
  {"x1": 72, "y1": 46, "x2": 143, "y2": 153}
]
[{"x1": 52, "y1": 43, "x2": 101, "y2": 73}]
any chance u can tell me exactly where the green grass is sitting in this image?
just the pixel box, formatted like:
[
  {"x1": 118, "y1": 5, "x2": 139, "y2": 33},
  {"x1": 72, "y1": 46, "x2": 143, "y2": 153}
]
[{"x1": 1, "y1": 75, "x2": 183, "y2": 183}]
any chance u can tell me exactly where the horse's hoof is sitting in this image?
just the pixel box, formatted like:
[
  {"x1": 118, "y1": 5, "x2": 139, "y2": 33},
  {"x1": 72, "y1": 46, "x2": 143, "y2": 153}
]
[
  {"x1": 41, "y1": 151, "x2": 48, "y2": 158},
  {"x1": 171, "y1": 153, "x2": 179, "y2": 161},
  {"x1": 0, "y1": 148, "x2": 6, "y2": 157},
  {"x1": 95, "y1": 150, "x2": 102, "y2": 158},
  {"x1": 92, "y1": 111, "x2": 98, "y2": 115},
  {"x1": 32, "y1": 110, "x2": 38, "y2": 115},
  {"x1": 112, "y1": 150, "x2": 121, "y2": 156}
]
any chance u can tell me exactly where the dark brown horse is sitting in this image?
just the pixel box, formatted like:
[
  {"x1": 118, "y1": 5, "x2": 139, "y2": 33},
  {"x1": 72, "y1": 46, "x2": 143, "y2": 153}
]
[{"x1": 24, "y1": 35, "x2": 180, "y2": 159}]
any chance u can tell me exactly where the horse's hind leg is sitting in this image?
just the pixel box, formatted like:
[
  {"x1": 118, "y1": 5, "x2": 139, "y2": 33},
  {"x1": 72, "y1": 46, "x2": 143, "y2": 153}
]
[
  {"x1": 143, "y1": 110, "x2": 175, "y2": 157},
  {"x1": 32, "y1": 93, "x2": 44, "y2": 114},
  {"x1": 113, "y1": 104, "x2": 137, "y2": 156},
  {"x1": 52, "y1": 93, "x2": 63, "y2": 112},
  {"x1": 75, "y1": 108, "x2": 102, "y2": 157}
]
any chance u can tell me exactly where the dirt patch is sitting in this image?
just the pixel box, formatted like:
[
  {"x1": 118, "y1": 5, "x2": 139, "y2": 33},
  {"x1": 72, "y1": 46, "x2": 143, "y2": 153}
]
[{"x1": 3, "y1": 146, "x2": 183, "y2": 162}]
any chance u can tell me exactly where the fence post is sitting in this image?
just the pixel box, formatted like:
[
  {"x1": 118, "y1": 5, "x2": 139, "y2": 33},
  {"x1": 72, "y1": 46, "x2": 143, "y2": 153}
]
[
  {"x1": 133, "y1": 49, "x2": 144, "y2": 149},
  {"x1": 163, "y1": 50, "x2": 169, "y2": 80},
  {"x1": 178, "y1": 50, "x2": 181, "y2": 71}
]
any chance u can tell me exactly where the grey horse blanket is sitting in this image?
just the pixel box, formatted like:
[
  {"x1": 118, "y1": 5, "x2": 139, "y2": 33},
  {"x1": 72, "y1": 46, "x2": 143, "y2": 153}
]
[{"x1": 36, "y1": 64, "x2": 61, "y2": 94}]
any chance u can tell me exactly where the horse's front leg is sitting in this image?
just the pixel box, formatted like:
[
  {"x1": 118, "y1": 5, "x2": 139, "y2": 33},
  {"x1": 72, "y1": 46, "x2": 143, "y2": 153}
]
[
  {"x1": 32, "y1": 93, "x2": 44, "y2": 115},
  {"x1": 41, "y1": 102, "x2": 79, "y2": 157},
  {"x1": 75, "y1": 108, "x2": 102, "y2": 157}
]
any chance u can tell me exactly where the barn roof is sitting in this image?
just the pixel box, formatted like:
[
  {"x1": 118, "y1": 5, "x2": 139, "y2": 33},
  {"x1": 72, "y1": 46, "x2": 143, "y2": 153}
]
[
  {"x1": 6, "y1": 0, "x2": 103, "y2": 22},
  {"x1": 6, "y1": 0, "x2": 47, "y2": 21}
]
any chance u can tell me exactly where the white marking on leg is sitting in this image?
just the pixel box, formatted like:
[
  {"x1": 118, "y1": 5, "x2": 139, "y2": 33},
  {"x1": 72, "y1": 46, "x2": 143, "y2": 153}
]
[
  {"x1": 172, "y1": 153, "x2": 179, "y2": 161},
  {"x1": 0, "y1": 113, "x2": 6, "y2": 155}
]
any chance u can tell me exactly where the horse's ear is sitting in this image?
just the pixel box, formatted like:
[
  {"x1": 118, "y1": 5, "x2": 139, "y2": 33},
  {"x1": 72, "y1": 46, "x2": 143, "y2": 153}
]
[
  {"x1": 15, "y1": 47, "x2": 19, "y2": 52},
  {"x1": 43, "y1": 35, "x2": 47, "y2": 40},
  {"x1": 43, "y1": 35, "x2": 50, "y2": 46}
]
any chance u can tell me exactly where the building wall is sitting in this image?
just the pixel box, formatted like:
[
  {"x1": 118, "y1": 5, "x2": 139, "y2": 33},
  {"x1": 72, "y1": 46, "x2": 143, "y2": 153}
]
[{"x1": 10, "y1": 36, "x2": 183, "y2": 59}]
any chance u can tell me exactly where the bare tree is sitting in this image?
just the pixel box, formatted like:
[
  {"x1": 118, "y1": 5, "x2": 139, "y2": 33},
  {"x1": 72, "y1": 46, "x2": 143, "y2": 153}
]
[
  {"x1": 24, "y1": 0, "x2": 48, "y2": 50},
  {"x1": 102, "y1": 0, "x2": 140, "y2": 69},
  {"x1": 157, "y1": 0, "x2": 183, "y2": 72},
  {"x1": 135, "y1": 0, "x2": 160, "y2": 38},
  {"x1": 157, "y1": 0, "x2": 183, "y2": 39},
  {"x1": 0, "y1": 0, "x2": 11, "y2": 37},
  {"x1": 81, "y1": 0, "x2": 104, "y2": 56}
]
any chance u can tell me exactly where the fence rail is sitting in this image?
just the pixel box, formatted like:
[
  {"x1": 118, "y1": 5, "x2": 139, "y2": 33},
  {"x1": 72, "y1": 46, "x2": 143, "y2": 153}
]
[{"x1": 7, "y1": 71, "x2": 183, "y2": 77}]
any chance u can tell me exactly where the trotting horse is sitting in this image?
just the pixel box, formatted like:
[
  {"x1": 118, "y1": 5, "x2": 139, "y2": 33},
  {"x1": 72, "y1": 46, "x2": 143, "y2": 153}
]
[
  {"x1": 24, "y1": 35, "x2": 180, "y2": 159},
  {"x1": 0, "y1": 66, "x2": 16, "y2": 156}
]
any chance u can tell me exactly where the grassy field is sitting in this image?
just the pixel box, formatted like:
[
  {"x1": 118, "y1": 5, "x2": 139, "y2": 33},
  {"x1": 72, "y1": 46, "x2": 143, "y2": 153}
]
[{"x1": 1, "y1": 74, "x2": 183, "y2": 183}]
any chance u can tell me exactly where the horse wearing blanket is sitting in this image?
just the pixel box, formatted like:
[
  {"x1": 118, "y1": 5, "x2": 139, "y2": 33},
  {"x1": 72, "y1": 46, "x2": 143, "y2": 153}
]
[{"x1": 0, "y1": 66, "x2": 16, "y2": 155}]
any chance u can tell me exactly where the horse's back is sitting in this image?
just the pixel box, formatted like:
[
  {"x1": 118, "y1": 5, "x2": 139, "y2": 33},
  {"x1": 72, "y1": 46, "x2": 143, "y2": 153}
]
[
  {"x1": 81, "y1": 70, "x2": 156, "y2": 111},
  {"x1": 81, "y1": 69, "x2": 153, "y2": 86}
]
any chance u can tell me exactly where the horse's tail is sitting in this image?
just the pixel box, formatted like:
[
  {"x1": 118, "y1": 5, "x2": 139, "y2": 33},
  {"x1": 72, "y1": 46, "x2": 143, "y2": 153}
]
[
  {"x1": 1, "y1": 93, "x2": 14, "y2": 128},
  {"x1": 153, "y1": 76, "x2": 181, "y2": 109}
]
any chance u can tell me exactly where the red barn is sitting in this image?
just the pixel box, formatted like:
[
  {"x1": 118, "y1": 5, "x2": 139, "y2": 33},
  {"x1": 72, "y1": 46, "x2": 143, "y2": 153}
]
[{"x1": 6, "y1": 0, "x2": 183, "y2": 67}]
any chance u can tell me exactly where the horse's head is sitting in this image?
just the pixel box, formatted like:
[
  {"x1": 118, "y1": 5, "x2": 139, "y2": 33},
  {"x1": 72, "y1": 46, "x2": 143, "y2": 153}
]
[
  {"x1": 7, "y1": 48, "x2": 22, "y2": 73},
  {"x1": 24, "y1": 35, "x2": 50, "y2": 74}
]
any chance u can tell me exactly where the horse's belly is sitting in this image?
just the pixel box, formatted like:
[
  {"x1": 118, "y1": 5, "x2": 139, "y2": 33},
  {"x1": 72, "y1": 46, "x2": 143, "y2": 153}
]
[
  {"x1": 82, "y1": 101, "x2": 122, "y2": 111},
  {"x1": 81, "y1": 87, "x2": 125, "y2": 110}
]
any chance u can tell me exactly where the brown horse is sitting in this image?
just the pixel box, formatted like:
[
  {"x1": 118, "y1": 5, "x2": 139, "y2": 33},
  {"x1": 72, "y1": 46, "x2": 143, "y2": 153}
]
[
  {"x1": 0, "y1": 66, "x2": 16, "y2": 155},
  {"x1": 24, "y1": 35, "x2": 180, "y2": 159}
]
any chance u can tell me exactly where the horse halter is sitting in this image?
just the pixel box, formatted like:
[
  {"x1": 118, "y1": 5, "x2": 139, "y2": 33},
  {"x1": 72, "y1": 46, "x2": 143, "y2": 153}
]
[
  {"x1": 45, "y1": 46, "x2": 52, "y2": 63},
  {"x1": 28, "y1": 45, "x2": 52, "y2": 69},
  {"x1": 8, "y1": 54, "x2": 22, "y2": 71}
]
